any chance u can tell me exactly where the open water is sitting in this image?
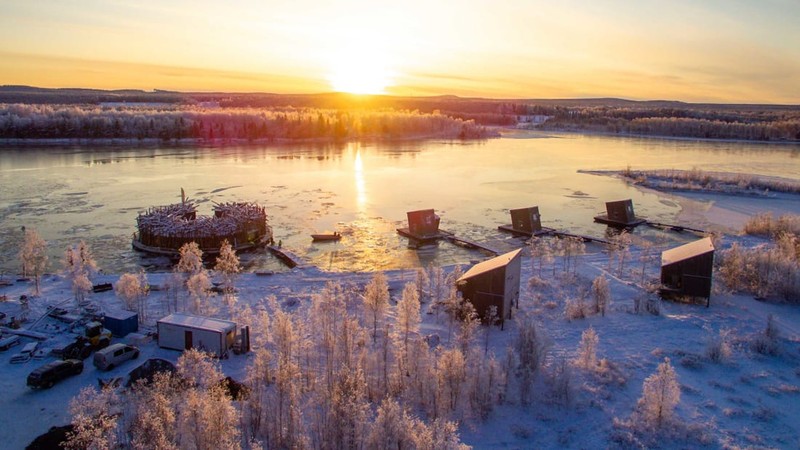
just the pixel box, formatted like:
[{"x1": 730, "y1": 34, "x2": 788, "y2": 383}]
[{"x1": 0, "y1": 130, "x2": 797, "y2": 274}]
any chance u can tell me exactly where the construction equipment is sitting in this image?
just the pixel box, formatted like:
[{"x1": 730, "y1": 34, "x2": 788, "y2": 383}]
[{"x1": 62, "y1": 321, "x2": 112, "y2": 360}]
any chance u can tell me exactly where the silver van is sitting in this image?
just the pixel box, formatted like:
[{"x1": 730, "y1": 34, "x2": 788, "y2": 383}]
[{"x1": 93, "y1": 343, "x2": 139, "y2": 371}]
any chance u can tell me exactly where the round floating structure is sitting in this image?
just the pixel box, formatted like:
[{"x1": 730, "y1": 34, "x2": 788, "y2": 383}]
[{"x1": 132, "y1": 201, "x2": 271, "y2": 256}]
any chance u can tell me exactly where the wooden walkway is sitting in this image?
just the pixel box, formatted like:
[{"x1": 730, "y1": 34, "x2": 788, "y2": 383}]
[
  {"x1": 441, "y1": 231, "x2": 500, "y2": 255},
  {"x1": 497, "y1": 225, "x2": 555, "y2": 238},
  {"x1": 645, "y1": 221, "x2": 709, "y2": 235},
  {"x1": 267, "y1": 245, "x2": 307, "y2": 269},
  {"x1": 397, "y1": 227, "x2": 500, "y2": 255},
  {"x1": 548, "y1": 230, "x2": 611, "y2": 245}
]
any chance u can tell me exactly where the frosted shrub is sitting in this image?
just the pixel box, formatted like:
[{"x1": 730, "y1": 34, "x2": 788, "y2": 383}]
[
  {"x1": 515, "y1": 314, "x2": 550, "y2": 405},
  {"x1": 549, "y1": 357, "x2": 574, "y2": 407},
  {"x1": 705, "y1": 329, "x2": 732, "y2": 363},
  {"x1": 751, "y1": 314, "x2": 780, "y2": 355},
  {"x1": 564, "y1": 295, "x2": 588, "y2": 320},
  {"x1": 575, "y1": 327, "x2": 599, "y2": 370},
  {"x1": 592, "y1": 275, "x2": 611, "y2": 316}
]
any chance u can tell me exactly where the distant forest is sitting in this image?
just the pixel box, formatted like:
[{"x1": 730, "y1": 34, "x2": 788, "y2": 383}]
[{"x1": 1, "y1": 86, "x2": 799, "y2": 142}]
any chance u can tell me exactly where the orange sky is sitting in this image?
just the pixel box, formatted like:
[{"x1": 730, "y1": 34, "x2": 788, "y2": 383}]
[{"x1": 1, "y1": 0, "x2": 798, "y2": 103}]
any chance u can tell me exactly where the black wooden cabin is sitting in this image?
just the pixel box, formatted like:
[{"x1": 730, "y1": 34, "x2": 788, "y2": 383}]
[
  {"x1": 660, "y1": 237, "x2": 715, "y2": 305},
  {"x1": 594, "y1": 199, "x2": 646, "y2": 227},
  {"x1": 456, "y1": 249, "x2": 522, "y2": 327}
]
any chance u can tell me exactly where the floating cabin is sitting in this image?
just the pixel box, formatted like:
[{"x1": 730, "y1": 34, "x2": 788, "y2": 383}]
[
  {"x1": 133, "y1": 200, "x2": 271, "y2": 257},
  {"x1": 397, "y1": 209, "x2": 444, "y2": 242},
  {"x1": 498, "y1": 206, "x2": 552, "y2": 237},
  {"x1": 660, "y1": 237, "x2": 715, "y2": 305},
  {"x1": 594, "y1": 199, "x2": 647, "y2": 228},
  {"x1": 157, "y1": 313, "x2": 237, "y2": 357},
  {"x1": 456, "y1": 249, "x2": 522, "y2": 328}
]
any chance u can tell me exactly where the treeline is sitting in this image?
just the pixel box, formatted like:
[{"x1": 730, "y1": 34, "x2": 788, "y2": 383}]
[
  {"x1": 536, "y1": 105, "x2": 800, "y2": 141},
  {"x1": 0, "y1": 104, "x2": 495, "y2": 142}
]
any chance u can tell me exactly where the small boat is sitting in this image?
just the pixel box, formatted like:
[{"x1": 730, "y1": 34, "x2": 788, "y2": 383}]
[{"x1": 311, "y1": 232, "x2": 342, "y2": 242}]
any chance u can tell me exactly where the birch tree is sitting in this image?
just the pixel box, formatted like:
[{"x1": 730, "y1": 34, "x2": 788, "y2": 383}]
[
  {"x1": 363, "y1": 272, "x2": 390, "y2": 342},
  {"x1": 636, "y1": 357, "x2": 681, "y2": 429},
  {"x1": 214, "y1": 239, "x2": 240, "y2": 306},
  {"x1": 18, "y1": 228, "x2": 48, "y2": 295}
]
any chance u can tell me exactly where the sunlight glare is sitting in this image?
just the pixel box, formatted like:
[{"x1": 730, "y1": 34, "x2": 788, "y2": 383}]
[
  {"x1": 327, "y1": 44, "x2": 395, "y2": 95},
  {"x1": 354, "y1": 147, "x2": 367, "y2": 207}
]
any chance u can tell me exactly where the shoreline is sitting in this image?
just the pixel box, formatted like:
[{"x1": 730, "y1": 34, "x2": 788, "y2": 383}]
[{"x1": 522, "y1": 126, "x2": 800, "y2": 146}]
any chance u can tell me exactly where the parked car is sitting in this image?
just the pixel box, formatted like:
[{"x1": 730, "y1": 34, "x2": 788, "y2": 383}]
[
  {"x1": 10, "y1": 341, "x2": 39, "y2": 363},
  {"x1": 93, "y1": 343, "x2": 139, "y2": 371},
  {"x1": 27, "y1": 359, "x2": 84, "y2": 389},
  {"x1": 0, "y1": 334, "x2": 20, "y2": 351}
]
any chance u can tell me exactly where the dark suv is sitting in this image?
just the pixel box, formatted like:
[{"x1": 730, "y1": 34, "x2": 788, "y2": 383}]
[{"x1": 27, "y1": 359, "x2": 84, "y2": 389}]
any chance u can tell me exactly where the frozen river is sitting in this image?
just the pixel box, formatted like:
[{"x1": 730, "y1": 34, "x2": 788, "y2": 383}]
[{"x1": 1, "y1": 131, "x2": 798, "y2": 274}]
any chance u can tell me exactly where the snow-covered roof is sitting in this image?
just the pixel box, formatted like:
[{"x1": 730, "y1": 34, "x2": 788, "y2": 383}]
[
  {"x1": 458, "y1": 249, "x2": 522, "y2": 281},
  {"x1": 157, "y1": 313, "x2": 236, "y2": 333},
  {"x1": 661, "y1": 237, "x2": 714, "y2": 266}
]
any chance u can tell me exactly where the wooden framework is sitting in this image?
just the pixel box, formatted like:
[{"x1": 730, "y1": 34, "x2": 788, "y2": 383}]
[{"x1": 133, "y1": 200, "x2": 271, "y2": 256}]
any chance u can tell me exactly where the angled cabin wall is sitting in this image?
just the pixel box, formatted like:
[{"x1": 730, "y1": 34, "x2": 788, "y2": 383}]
[
  {"x1": 661, "y1": 251, "x2": 714, "y2": 299},
  {"x1": 606, "y1": 199, "x2": 636, "y2": 224},
  {"x1": 407, "y1": 209, "x2": 440, "y2": 237},
  {"x1": 456, "y1": 250, "x2": 522, "y2": 324},
  {"x1": 510, "y1": 206, "x2": 542, "y2": 233}
]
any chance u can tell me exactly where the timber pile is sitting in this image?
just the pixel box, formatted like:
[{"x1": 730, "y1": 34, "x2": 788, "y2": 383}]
[{"x1": 135, "y1": 201, "x2": 270, "y2": 252}]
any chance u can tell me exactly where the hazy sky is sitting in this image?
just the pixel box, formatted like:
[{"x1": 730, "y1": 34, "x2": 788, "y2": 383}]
[{"x1": 0, "y1": 0, "x2": 798, "y2": 103}]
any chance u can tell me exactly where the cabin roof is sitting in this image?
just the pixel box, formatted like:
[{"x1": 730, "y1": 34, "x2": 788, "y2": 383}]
[
  {"x1": 158, "y1": 313, "x2": 236, "y2": 333},
  {"x1": 661, "y1": 237, "x2": 714, "y2": 266},
  {"x1": 458, "y1": 249, "x2": 522, "y2": 281}
]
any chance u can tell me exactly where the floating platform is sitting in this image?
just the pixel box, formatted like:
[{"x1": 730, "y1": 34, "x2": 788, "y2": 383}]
[
  {"x1": 132, "y1": 235, "x2": 269, "y2": 258},
  {"x1": 267, "y1": 245, "x2": 306, "y2": 269},
  {"x1": 396, "y1": 227, "x2": 452, "y2": 243},
  {"x1": 498, "y1": 224, "x2": 555, "y2": 238},
  {"x1": 593, "y1": 214, "x2": 647, "y2": 228}
]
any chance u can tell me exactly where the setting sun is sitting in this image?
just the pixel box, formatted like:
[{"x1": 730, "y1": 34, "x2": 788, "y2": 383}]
[{"x1": 327, "y1": 45, "x2": 395, "y2": 95}]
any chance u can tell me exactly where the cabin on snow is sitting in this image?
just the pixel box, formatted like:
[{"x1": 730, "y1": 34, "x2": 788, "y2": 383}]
[
  {"x1": 157, "y1": 313, "x2": 237, "y2": 357},
  {"x1": 660, "y1": 237, "x2": 715, "y2": 305},
  {"x1": 456, "y1": 249, "x2": 522, "y2": 328},
  {"x1": 498, "y1": 206, "x2": 551, "y2": 237},
  {"x1": 594, "y1": 199, "x2": 646, "y2": 228}
]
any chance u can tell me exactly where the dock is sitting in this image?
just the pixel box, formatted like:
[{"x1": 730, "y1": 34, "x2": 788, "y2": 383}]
[
  {"x1": 442, "y1": 232, "x2": 500, "y2": 255},
  {"x1": 267, "y1": 245, "x2": 306, "y2": 269},
  {"x1": 397, "y1": 227, "x2": 500, "y2": 255},
  {"x1": 645, "y1": 221, "x2": 709, "y2": 235},
  {"x1": 548, "y1": 230, "x2": 612, "y2": 245}
]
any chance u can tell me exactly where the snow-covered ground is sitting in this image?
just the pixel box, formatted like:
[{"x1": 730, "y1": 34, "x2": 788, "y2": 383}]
[{"x1": 1, "y1": 189, "x2": 799, "y2": 449}]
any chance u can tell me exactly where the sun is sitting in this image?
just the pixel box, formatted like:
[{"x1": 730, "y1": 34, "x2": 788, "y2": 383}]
[{"x1": 327, "y1": 46, "x2": 395, "y2": 95}]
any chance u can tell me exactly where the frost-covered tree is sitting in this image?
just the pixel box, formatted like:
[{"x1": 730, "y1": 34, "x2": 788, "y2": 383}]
[
  {"x1": 214, "y1": 239, "x2": 240, "y2": 306},
  {"x1": 636, "y1": 357, "x2": 681, "y2": 429},
  {"x1": 515, "y1": 313, "x2": 550, "y2": 405},
  {"x1": 363, "y1": 272, "x2": 390, "y2": 342},
  {"x1": 128, "y1": 372, "x2": 178, "y2": 450},
  {"x1": 575, "y1": 327, "x2": 599, "y2": 370},
  {"x1": 611, "y1": 231, "x2": 632, "y2": 276},
  {"x1": 455, "y1": 301, "x2": 480, "y2": 355},
  {"x1": 176, "y1": 347, "x2": 223, "y2": 389},
  {"x1": 62, "y1": 241, "x2": 97, "y2": 303},
  {"x1": 64, "y1": 386, "x2": 120, "y2": 450},
  {"x1": 528, "y1": 236, "x2": 553, "y2": 277},
  {"x1": 116, "y1": 271, "x2": 148, "y2": 323},
  {"x1": 18, "y1": 228, "x2": 48, "y2": 295},
  {"x1": 592, "y1": 275, "x2": 611, "y2": 316},
  {"x1": 436, "y1": 348, "x2": 467, "y2": 418},
  {"x1": 186, "y1": 269, "x2": 214, "y2": 316},
  {"x1": 366, "y1": 397, "x2": 416, "y2": 450},
  {"x1": 176, "y1": 241, "x2": 203, "y2": 275}
]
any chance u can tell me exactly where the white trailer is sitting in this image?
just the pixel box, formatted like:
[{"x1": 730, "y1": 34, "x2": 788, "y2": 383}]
[{"x1": 157, "y1": 313, "x2": 236, "y2": 357}]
